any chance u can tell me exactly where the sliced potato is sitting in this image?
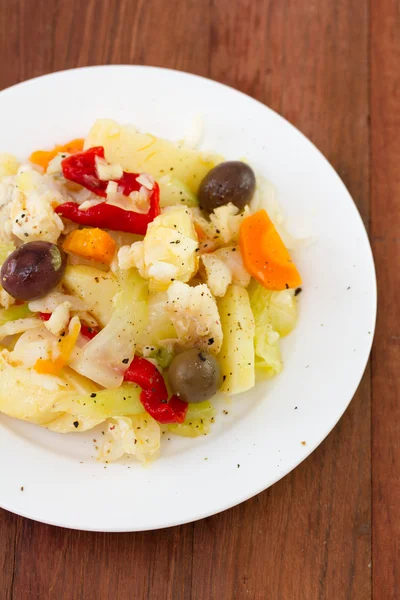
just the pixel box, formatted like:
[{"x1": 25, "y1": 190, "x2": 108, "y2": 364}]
[
  {"x1": 217, "y1": 285, "x2": 255, "y2": 395},
  {"x1": 85, "y1": 119, "x2": 221, "y2": 193},
  {"x1": 63, "y1": 265, "x2": 118, "y2": 327},
  {"x1": 0, "y1": 356, "x2": 67, "y2": 424}
]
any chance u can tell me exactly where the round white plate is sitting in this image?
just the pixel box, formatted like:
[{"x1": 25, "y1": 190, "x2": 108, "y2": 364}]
[{"x1": 0, "y1": 66, "x2": 376, "y2": 531}]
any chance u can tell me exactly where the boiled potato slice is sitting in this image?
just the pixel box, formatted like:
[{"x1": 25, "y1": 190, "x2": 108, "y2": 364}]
[
  {"x1": 217, "y1": 285, "x2": 255, "y2": 394},
  {"x1": 0, "y1": 356, "x2": 67, "y2": 425},
  {"x1": 85, "y1": 119, "x2": 221, "y2": 193},
  {"x1": 63, "y1": 265, "x2": 118, "y2": 327}
]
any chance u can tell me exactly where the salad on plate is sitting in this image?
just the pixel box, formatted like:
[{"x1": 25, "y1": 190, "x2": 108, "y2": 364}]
[{"x1": 0, "y1": 119, "x2": 301, "y2": 462}]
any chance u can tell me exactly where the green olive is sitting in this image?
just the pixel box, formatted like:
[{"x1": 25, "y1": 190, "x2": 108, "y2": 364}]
[
  {"x1": 168, "y1": 348, "x2": 221, "y2": 403},
  {"x1": 198, "y1": 161, "x2": 256, "y2": 213}
]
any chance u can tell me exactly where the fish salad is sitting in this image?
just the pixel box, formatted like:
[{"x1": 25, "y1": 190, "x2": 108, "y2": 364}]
[{"x1": 0, "y1": 119, "x2": 301, "y2": 462}]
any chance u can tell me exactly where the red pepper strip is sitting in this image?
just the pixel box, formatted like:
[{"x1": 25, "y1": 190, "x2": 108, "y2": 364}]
[
  {"x1": 124, "y1": 356, "x2": 188, "y2": 424},
  {"x1": 55, "y1": 192, "x2": 160, "y2": 236},
  {"x1": 55, "y1": 146, "x2": 160, "y2": 235},
  {"x1": 39, "y1": 312, "x2": 51, "y2": 321},
  {"x1": 80, "y1": 325, "x2": 98, "y2": 340},
  {"x1": 39, "y1": 312, "x2": 98, "y2": 340},
  {"x1": 61, "y1": 147, "x2": 108, "y2": 196}
]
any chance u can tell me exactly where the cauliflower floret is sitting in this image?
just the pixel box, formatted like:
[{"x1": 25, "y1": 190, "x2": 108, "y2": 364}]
[
  {"x1": 201, "y1": 253, "x2": 232, "y2": 297},
  {"x1": 212, "y1": 246, "x2": 251, "y2": 288},
  {"x1": 165, "y1": 280, "x2": 223, "y2": 354},
  {"x1": 3, "y1": 164, "x2": 69, "y2": 243},
  {"x1": 209, "y1": 203, "x2": 250, "y2": 244},
  {"x1": 98, "y1": 414, "x2": 160, "y2": 463},
  {"x1": 190, "y1": 203, "x2": 250, "y2": 252},
  {"x1": 201, "y1": 246, "x2": 251, "y2": 297},
  {"x1": 118, "y1": 207, "x2": 199, "y2": 291}
]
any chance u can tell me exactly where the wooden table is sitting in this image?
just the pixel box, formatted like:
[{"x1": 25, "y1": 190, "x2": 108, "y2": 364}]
[{"x1": 0, "y1": 1, "x2": 398, "y2": 598}]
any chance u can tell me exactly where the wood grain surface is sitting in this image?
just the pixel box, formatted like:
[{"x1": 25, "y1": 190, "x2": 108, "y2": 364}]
[{"x1": 0, "y1": 0, "x2": 395, "y2": 598}]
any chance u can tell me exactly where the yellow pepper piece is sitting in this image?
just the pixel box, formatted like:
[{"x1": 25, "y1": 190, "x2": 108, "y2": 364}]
[
  {"x1": 63, "y1": 228, "x2": 116, "y2": 265},
  {"x1": 35, "y1": 317, "x2": 81, "y2": 375},
  {"x1": 29, "y1": 138, "x2": 84, "y2": 171}
]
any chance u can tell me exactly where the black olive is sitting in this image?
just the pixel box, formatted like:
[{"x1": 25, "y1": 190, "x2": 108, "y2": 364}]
[
  {"x1": 1, "y1": 241, "x2": 67, "y2": 301},
  {"x1": 168, "y1": 348, "x2": 221, "y2": 403},
  {"x1": 198, "y1": 161, "x2": 256, "y2": 213}
]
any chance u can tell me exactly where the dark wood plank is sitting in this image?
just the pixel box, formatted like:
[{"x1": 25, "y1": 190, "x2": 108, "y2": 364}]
[
  {"x1": 0, "y1": 511, "x2": 17, "y2": 600},
  {"x1": 0, "y1": 0, "x2": 373, "y2": 599},
  {"x1": 192, "y1": 1, "x2": 371, "y2": 599},
  {"x1": 371, "y1": 1, "x2": 400, "y2": 599},
  {"x1": 11, "y1": 520, "x2": 193, "y2": 600}
]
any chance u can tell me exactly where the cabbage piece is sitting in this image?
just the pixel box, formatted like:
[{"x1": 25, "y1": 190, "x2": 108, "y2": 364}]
[
  {"x1": 248, "y1": 281, "x2": 298, "y2": 337},
  {"x1": 0, "y1": 317, "x2": 40, "y2": 341},
  {"x1": 52, "y1": 382, "x2": 143, "y2": 429},
  {"x1": 148, "y1": 347, "x2": 174, "y2": 369},
  {"x1": 248, "y1": 281, "x2": 298, "y2": 377},
  {"x1": 168, "y1": 401, "x2": 215, "y2": 437},
  {"x1": 8, "y1": 325, "x2": 55, "y2": 368},
  {"x1": 0, "y1": 303, "x2": 31, "y2": 326},
  {"x1": 70, "y1": 269, "x2": 148, "y2": 388},
  {"x1": 158, "y1": 176, "x2": 198, "y2": 208},
  {"x1": 0, "y1": 240, "x2": 15, "y2": 265},
  {"x1": 98, "y1": 413, "x2": 160, "y2": 463}
]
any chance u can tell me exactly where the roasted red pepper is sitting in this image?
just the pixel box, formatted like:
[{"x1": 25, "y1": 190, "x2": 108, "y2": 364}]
[
  {"x1": 124, "y1": 356, "x2": 188, "y2": 424},
  {"x1": 55, "y1": 146, "x2": 160, "y2": 235}
]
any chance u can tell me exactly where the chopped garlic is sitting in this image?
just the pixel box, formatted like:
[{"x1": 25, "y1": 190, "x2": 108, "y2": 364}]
[
  {"x1": 44, "y1": 302, "x2": 70, "y2": 337},
  {"x1": 135, "y1": 174, "x2": 154, "y2": 190},
  {"x1": 129, "y1": 187, "x2": 150, "y2": 214},
  {"x1": 95, "y1": 156, "x2": 123, "y2": 181},
  {"x1": 79, "y1": 199, "x2": 104, "y2": 211}
]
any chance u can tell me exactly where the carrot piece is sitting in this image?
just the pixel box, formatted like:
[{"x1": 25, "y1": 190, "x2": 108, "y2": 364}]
[
  {"x1": 239, "y1": 210, "x2": 302, "y2": 290},
  {"x1": 29, "y1": 138, "x2": 84, "y2": 171},
  {"x1": 63, "y1": 228, "x2": 116, "y2": 265}
]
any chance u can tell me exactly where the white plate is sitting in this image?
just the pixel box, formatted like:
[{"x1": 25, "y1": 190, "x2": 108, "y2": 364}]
[{"x1": 0, "y1": 66, "x2": 376, "y2": 531}]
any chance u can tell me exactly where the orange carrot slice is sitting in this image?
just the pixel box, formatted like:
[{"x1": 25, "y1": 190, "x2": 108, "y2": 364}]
[
  {"x1": 29, "y1": 138, "x2": 84, "y2": 171},
  {"x1": 63, "y1": 228, "x2": 116, "y2": 265},
  {"x1": 239, "y1": 210, "x2": 302, "y2": 290}
]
